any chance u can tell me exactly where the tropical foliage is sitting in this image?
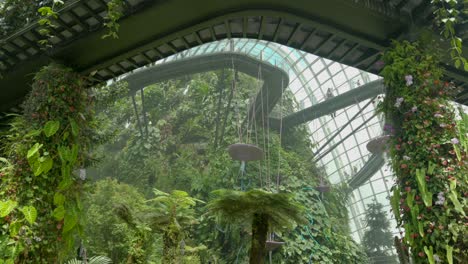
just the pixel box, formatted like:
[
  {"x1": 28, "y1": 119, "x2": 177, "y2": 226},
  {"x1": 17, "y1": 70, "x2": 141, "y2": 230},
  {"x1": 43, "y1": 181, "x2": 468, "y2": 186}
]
[
  {"x1": 0, "y1": 64, "x2": 93, "y2": 262},
  {"x1": 207, "y1": 189, "x2": 305, "y2": 263},
  {"x1": 0, "y1": 65, "x2": 369, "y2": 263},
  {"x1": 379, "y1": 40, "x2": 467, "y2": 263},
  {"x1": 82, "y1": 70, "x2": 369, "y2": 263}
]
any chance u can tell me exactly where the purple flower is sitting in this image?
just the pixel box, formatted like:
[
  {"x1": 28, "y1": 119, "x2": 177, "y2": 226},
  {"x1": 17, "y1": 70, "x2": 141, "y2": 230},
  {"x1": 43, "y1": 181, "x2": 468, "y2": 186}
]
[
  {"x1": 451, "y1": 138, "x2": 459, "y2": 144},
  {"x1": 411, "y1": 106, "x2": 417, "y2": 112},
  {"x1": 435, "y1": 192, "x2": 445, "y2": 205},
  {"x1": 434, "y1": 113, "x2": 443, "y2": 118},
  {"x1": 394, "y1": 97, "x2": 404, "y2": 108},
  {"x1": 405, "y1": 75, "x2": 413, "y2": 86},
  {"x1": 375, "y1": 60, "x2": 385, "y2": 68},
  {"x1": 383, "y1": 124, "x2": 395, "y2": 134}
]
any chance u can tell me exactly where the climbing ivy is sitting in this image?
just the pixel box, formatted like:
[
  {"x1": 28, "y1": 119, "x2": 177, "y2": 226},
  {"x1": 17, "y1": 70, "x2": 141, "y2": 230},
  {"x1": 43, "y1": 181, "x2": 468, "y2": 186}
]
[{"x1": 0, "y1": 64, "x2": 94, "y2": 262}]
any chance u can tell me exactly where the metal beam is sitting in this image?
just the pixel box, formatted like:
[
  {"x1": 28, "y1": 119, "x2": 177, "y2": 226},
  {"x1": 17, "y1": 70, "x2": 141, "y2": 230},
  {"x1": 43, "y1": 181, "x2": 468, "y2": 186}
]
[
  {"x1": 314, "y1": 111, "x2": 378, "y2": 162},
  {"x1": 313, "y1": 96, "x2": 376, "y2": 157}
]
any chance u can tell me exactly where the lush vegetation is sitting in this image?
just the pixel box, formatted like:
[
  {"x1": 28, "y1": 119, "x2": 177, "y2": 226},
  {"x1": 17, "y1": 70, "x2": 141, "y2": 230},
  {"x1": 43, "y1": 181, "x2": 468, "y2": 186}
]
[
  {"x1": 80, "y1": 70, "x2": 369, "y2": 263},
  {"x1": 379, "y1": 40, "x2": 467, "y2": 263},
  {"x1": 0, "y1": 64, "x2": 93, "y2": 262},
  {"x1": 0, "y1": 64, "x2": 370, "y2": 262}
]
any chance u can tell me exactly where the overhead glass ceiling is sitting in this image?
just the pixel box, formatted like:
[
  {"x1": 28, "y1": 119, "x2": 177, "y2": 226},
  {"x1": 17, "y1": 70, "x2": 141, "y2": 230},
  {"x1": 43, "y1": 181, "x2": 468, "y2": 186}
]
[{"x1": 124, "y1": 38, "x2": 396, "y2": 242}]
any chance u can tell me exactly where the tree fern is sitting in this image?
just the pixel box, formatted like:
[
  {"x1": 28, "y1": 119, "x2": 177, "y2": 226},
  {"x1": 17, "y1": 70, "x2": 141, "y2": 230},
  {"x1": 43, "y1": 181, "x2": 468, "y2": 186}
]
[
  {"x1": 207, "y1": 189, "x2": 306, "y2": 264},
  {"x1": 66, "y1": 256, "x2": 112, "y2": 264}
]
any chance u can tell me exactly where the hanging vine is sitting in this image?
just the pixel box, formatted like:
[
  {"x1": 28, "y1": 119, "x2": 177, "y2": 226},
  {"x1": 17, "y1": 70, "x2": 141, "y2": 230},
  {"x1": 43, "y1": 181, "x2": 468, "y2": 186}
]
[
  {"x1": 431, "y1": 0, "x2": 468, "y2": 70},
  {"x1": 37, "y1": 0, "x2": 64, "y2": 48},
  {"x1": 102, "y1": 0, "x2": 125, "y2": 39}
]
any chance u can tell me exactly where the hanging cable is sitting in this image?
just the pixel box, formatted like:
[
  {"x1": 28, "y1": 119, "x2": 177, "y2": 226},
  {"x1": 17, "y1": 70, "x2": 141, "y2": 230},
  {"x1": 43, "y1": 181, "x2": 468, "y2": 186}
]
[
  {"x1": 276, "y1": 77, "x2": 285, "y2": 191},
  {"x1": 266, "y1": 77, "x2": 271, "y2": 190},
  {"x1": 213, "y1": 69, "x2": 226, "y2": 148},
  {"x1": 231, "y1": 57, "x2": 243, "y2": 143},
  {"x1": 258, "y1": 63, "x2": 269, "y2": 188},
  {"x1": 140, "y1": 88, "x2": 149, "y2": 138},
  {"x1": 131, "y1": 94, "x2": 144, "y2": 138}
]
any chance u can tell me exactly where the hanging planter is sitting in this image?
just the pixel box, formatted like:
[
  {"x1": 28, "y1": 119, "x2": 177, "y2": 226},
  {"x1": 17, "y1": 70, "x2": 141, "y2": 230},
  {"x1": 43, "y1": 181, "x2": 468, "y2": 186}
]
[
  {"x1": 315, "y1": 183, "x2": 331, "y2": 193},
  {"x1": 227, "y1": 143, "x2": 264, "y2": 161},
  {"x1": 366, "y1": 135, "x2": 391, "y2": 154},
  {"x1": 265, "y1": 240, "x2": 285, "y2": 251}
]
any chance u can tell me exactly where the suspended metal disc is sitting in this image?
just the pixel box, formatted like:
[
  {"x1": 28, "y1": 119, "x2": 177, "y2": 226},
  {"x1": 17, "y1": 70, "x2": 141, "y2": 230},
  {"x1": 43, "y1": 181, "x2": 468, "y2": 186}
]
[
  {"x1": 366, "y1": 135, "x2": 391, "y2": 154},
  {"x1": 265, "y1": 241, "x2": 285, "y2": 251},
  {"x1": 228, "y1": 143, "x2": 264, "y2": 161},
  {"x1": 315, "y1": 184, "x2": 331, "y2": 193}
]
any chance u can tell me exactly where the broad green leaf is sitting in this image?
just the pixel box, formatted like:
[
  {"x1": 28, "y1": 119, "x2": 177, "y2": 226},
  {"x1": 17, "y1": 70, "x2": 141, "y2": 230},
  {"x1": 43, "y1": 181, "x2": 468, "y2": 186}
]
[
  {"x1": 43, "y1": 120, "x2": 60, "y2": 137},
  {"x1": 25, "y1": 129, "x2": 42, "y2": 138},
  {"x1": 448, "y1": 192, "x2": 465, "y2": 216},
  {"x1": 427, "y1": 162, "x2": 436, "y2": 175},
  {"x1": 446, "y1": 245, "x2": 453, "y2": 264},
  {"x1": 52, "y1": 206, "x2": 65, "y2": 220},
  {"x1": 63, "y1": 210, "x2": 78, "y2": 233},
  {"x1": 27, "y1": 143, "x2": 43, "y2": 159},
  {"x1": 54, "y1": 193, "x2": 65, "y2": 206},
  {"x1": 424, "y1": 246, "x2": 434, "y2": 264},
  {"x1": 0, "y1": 200, "x2": 18, "y2": 217},
  {"x1": 70, "y1": 144, "x2": 79, "y2": 163},
  {"x1": 9, "y1": 221, "x2": 22, "y2": 237},
  {"x1": 69, "y1": 117, "x2": 79, "y2": 137},
  {"x1": 418, "y1": 222, "x2": 425, "y2": 238},
  {"x1": 449, "y1": 179, "x2": 456, "y2": 191},
  {"x1": 58, "y1": 145, "x2": 70, "y2": 163},
  {"x1": 390, "y1": 189, "x2": 401, "y2": 222},
  {"x1": 33, "y1": 159, "x2": 44, "y2": 176},
  {"x1": 20, "y1": 206, "x2": 37, "y2": 224},
  {"x1": 40, "y1": 157, "x2": 53, "y2": 174}
]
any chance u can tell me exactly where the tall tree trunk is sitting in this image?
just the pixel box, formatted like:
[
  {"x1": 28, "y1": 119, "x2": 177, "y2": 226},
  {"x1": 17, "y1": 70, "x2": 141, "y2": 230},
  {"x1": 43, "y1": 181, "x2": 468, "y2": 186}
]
[
  {"x1": 249, "y1": 213, "x2": 268, "y2": 264},
  {"x1": 163, "y1": 228, "x2": 180, "y2": 264}
]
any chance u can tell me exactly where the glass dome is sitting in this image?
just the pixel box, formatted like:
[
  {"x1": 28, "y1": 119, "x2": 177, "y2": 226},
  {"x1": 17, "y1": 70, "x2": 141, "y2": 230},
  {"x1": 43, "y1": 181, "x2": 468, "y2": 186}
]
[{"x1": 127, "y1": 38, "x2": 398, "y2": 242}]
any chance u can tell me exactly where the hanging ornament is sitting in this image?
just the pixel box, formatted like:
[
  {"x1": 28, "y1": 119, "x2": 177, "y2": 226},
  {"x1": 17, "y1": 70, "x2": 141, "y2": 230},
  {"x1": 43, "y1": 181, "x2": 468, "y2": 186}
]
[
  {"x1": 366, "y1": 135, "x2": 390, "y2": 154},
  {"x1": 265, "y1": 240, "x2": 285, "y2": 251},
  {"x1": 315, "y1": 183, "x2": 331, "y2": 193},
  {"x1": 315, "y1": 175, "x2": 330, "y2": 193},
  {"x1": 228, "y1": 143, "x2": 264, "y2": 161}
]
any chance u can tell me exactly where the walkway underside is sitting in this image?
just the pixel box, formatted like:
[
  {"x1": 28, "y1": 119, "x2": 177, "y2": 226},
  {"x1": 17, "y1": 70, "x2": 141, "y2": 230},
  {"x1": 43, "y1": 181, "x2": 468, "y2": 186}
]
[
  {"x1": 1, "y1": 0, "x2": 467, "y2": 113},
  {"x1": 270, "y1": 80, "x2": 384, "y2": 129},
  {"x1": 347, "y1": 153, "x2": 386, "y2": 190},
  {"x1": 120, "y1": 52, "x2": 289, "y2": 119}
]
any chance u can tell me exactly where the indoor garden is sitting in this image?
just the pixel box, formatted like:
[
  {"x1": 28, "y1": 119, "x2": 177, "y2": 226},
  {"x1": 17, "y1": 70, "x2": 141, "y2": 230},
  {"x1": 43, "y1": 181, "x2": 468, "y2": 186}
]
[{"x1": 0, "y1": 1, "x2": 467, "y2": 264}]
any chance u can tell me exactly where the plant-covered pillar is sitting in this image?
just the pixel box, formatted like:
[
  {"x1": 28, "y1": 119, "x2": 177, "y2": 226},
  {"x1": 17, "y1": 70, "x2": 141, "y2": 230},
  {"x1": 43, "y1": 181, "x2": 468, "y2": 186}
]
[
  {"x1": 162, "y1": 223, "x2": 182, "y2": 264},
  {"x1": 380, "y1": 40, "x2": 467, "y2": 264},
  {"x1": 250, "y1": 213, "x2": 268, "y2": 264},
  {"x1": 0, "y1": 64, "x2": 93, "y2": 262}
]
